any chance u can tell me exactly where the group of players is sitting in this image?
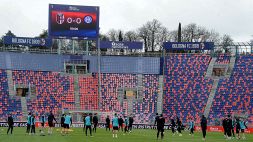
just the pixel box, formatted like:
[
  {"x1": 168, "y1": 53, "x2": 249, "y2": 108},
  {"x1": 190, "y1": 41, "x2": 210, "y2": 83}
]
[
  {"x1": 24, "y1": 111, "x2": 72, "y2": 136},
  {"x1": 4, "y1": 111, "x2": 249, "y2": 141},
  {"x1": 154, "y1": 113, "x2": 249, "y2": 141},
  {"x1": 81, "y1": 113, "x2": 134, "y2": 138},
  {"x1": 154, "y1": 113, "x2": 208, "y2": 141},
  {"x1": 25, "y1": 111, "x2": 58, "y2": 136},
  {"x1": 222, "y1": 115, "x2": 248, "y2": 140}
]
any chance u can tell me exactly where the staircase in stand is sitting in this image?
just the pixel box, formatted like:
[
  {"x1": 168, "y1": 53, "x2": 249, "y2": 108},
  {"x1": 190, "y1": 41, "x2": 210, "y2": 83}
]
[{"x1": 203, "y1": 78, "x2": 219, "y2": 117}]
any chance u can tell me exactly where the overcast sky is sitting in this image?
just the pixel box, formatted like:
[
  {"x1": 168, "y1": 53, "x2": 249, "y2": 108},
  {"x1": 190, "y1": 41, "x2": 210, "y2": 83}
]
[{"x1": 0, "y1": 0, "x2": 252, "y2": 42}]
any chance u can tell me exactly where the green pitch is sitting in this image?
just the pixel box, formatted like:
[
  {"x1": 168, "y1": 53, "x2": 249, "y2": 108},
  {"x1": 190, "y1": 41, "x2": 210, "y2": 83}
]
[{"x1": 0, "y1": 128, "x2": 252, "y2": 142}]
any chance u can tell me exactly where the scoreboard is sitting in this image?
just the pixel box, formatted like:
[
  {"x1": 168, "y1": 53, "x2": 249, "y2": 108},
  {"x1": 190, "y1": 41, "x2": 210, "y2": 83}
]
[{"x1": 49, "y1": 4, "x2": 99, "y2": 38}]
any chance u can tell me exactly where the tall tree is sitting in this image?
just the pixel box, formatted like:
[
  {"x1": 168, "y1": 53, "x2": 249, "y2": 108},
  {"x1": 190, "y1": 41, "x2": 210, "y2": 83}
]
[
  {"x1": 168, "y1": 23, "x2": 220, "y2": 44},
  {"x1": 38, "y1": 30, "x2": 48, "y2": 38},
  {"x1": 138, "y1": 24, "x2": 150, "y2": 52},
  {"x1": 107, "y1": 29, "x2": 118, "y2": 41},
  {"x1": 99, "y1": 33, "x2": 109, "y2": 41},
  {"x1": 148, "y1": 19, "x2": 161, "y2": 51},
  {"x1": 118, "y1": 30, "x2": 123, "y2": 41},
  {"x1": 156, "y1": 26, "x2": 169, "y2": 51},
  {"x1": 124, "y1": 30, "x2": 138, "y2": 41},
  {"x1": 220, "y1": 34, "x2": 233, "y2": 53},
  {"x1": 138, "y1": 19, "x2": 167, "y2": 52},
  {"x1": 5, "y1": 30, "x2": 16, "y2": 37},
  {"x1": 0, "y1": 37, "x2": 3, "y2": 47},
  {"x1": 178, "y1": 22, "x2": 182, "y2": 42}
]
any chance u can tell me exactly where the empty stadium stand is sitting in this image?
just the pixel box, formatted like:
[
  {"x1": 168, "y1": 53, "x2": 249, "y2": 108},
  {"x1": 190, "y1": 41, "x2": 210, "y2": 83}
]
[
  {"x1": 78, "y1": 74, "x2": 98, "y2": 110},
  {"x1": 12, "y1": 70, "x2": 75, "y2": 116},
  {"x1": 0, "y1": 70, "x2": 22, "y2": 121},
  {"x1": 163, "y1": 54, "x2": 213, "y2": 123},
  {"x1": 133, "y1": 74, "x2": 159, "y2": 124},
  {"x1": 215, "y1": 54, "x2": 231, "y2": 64},
  {"x1": 209, "y1": 55, "x2": 253, "y2": 124}
]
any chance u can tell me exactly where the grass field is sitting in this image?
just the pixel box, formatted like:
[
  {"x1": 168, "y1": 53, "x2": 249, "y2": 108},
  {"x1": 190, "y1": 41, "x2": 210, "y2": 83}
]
[{"x1": 0, "y1": 128, "x2": 252, "y2": 142}]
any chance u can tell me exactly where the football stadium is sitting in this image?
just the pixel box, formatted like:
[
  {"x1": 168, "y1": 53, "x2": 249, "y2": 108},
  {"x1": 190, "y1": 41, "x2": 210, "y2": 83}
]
[{"x1": 0, "y1": 1, "x2": 252, "y2": 142}]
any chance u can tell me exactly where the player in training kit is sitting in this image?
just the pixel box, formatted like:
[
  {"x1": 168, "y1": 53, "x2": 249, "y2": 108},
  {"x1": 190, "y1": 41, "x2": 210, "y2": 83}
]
[
  {"x1": 83, "y1": 113, "x2": 87, "y2": 132},
  {"x1": 63, "y1": 113, "x2": 72, "y2": 135},
  {"x1": 85, "y1": 113, "x2": 92, "y2": 136},
  {"x1": 112, "y1": 113, "x2": 119, "y2": 138},
  {"x1": 226, "y1": 115, "x2": 233, "y2": 139},
  {"x1": 128, "y1": 116, "x2": 134, "y2": 132},
  {"x1": 156, "y1": 114, "x2": 165, "y2": 140},
  {"x1": 188, "y1": 118, "x2": 194, "y2": 136},
  {"x1": 48, "y1": 111, "x2": 57, "y2": 135},
  {"x1": 171, "y1": 117, "x2": 176, "y2": 135},
  {"x1": 93, "y1": 113, "x2": 98, "y2": 133},
  {"x1": 176, "y1": 117, "x2": 183, "y2": 136},
  {"x1": 232, "y1": 117, "x2": 236, "y2": 138},
  {"x1": 30, "y1": 114, "x2": 36, "y2": 135},
  {"x1": 60, "y1": 114, "x2": 65, "y2": 134},
  {"x1": 239, "y1": 118, "x2": 247, "y2": 140},
  {"x1": 124, "y1": 116, "x2": 129, "y2": 134},
  {"x1": 26, "y1": 112, "x2": 31, "y2": 134},
  {"x1": 7, "y1": 113, "x2": 14, "y2": 134},
  {"x1": 40, "y1": 113, "x2": 46, "y2": 135},
  {"x1": 235, "y1": 117, "x2": 241, "y2": 139},
  {"x1": 222, "y1": 116, "x2": 228, "y2": 138},
  {"x1": 106, "y1": 115, "x2": 110, "y2": 131},
  {"x1": 201, "y1": 115, "x2": 207, "y2": 141},
  {"x1": 118, "y1": 116, "x2": 124, "y2": 132}
]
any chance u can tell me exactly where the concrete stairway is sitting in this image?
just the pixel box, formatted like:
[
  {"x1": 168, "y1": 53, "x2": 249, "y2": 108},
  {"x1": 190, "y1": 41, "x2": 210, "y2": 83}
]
[
  {"x1": 137, "y1": 74, "x2": 143, "y2": 100},
  {"x1": 157, "y1": 75, "x2": 164, "y2": 114},
  {"x1": 73, "y1": 74, "x2": 81, "y2": 110},
  {"x1": 206, "y1": 57, "x2": 217, "y2": 77},
  {"x1": 225, "y1": 56, "x2": 236, "y2": 78},
  {"x1": 6, "y1": 70, "x2": 15, "y2": 97},
  {"x1": 21, "y1": 97, "x2": 28, "y2": 119},
  {"x1": 203, "y1": 78, "x2": 219, "y2": 117}
]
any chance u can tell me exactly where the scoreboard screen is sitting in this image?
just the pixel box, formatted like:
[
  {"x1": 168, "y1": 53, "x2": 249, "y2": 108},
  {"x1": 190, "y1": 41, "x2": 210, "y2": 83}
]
[{"x1": 49, "y1": 4, "x2": 99, "y2": 38}]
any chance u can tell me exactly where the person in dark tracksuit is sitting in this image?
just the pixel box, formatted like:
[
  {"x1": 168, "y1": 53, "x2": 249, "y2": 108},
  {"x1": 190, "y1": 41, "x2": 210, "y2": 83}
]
[
  {"x1": 235, "y1": 118, "x2": 241, "y2": 139},
  {"x1": 176, "y1": 117, "x2": 182, "y2": 136},
  {"x1": 48, "y1": 111, "x2": 57, "y2": 135},
  {"x1": 222, "y1": 116, "x2": 228, "y2": 138},
  {"x1": 92, "y1": 113, "x2": 98, "y2": 133},
  {"x1": 83, "y1": 113, "x2": 86, "y2": 132},
  {"x1": 201, "y1": 115, "x2": 207, "y2": 141},
  {"x1": 156, "y1": 114, "x2": 165, "y2": 140},
  {"x1": 232, "y1": 117, "x2": 236, "y2": 138},
  {"x1": 7, "y1": 113, "x2": 14, "y2": 134},
  {"x1": 171, "y1": 117, "x2": 176, "y2": 135},
  {"x1": 128, "y1": 116, "x2": 134, "y2": 132},
  {"x1": 106, "y1": 115, "x2": 110, "y2": 131},
  {"x1": 60, "y1": 114, "x2": 65, "y2": 134},
  {"x1": 226, "y1": 115, "x2": 233, "y2": 139},
  {"x1": 118, "y1": 116, "x2": 124, "y2": 132}
]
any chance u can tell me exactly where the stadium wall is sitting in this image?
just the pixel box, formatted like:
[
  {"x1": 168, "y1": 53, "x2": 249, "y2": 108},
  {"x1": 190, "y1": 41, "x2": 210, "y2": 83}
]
[{"x1": 0, "y1": 52, "x2": 160, "y2": 74}]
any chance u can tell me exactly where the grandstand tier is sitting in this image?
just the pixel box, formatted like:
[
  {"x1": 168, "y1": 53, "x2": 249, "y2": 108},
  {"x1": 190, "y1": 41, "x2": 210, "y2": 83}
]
[
  {"x1": 0, "y1": 52, "x2": 252, "y2": 126},
  {"x1": 163, "y1": 54, "x2": 213, "y2": 123}
]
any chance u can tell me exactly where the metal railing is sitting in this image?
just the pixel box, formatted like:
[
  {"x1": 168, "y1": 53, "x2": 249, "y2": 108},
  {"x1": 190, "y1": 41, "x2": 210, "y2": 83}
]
[{"x1": 1, "y1": 46, "x2": 252, "y2": 57}]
